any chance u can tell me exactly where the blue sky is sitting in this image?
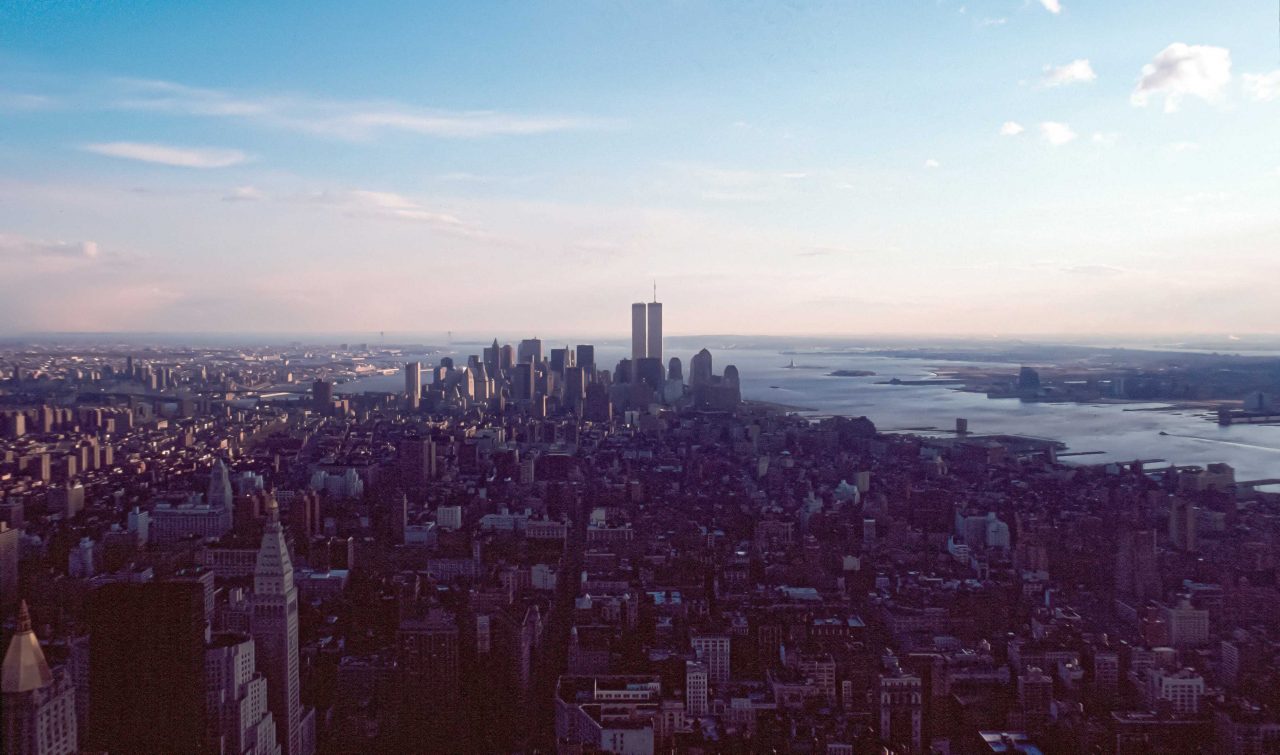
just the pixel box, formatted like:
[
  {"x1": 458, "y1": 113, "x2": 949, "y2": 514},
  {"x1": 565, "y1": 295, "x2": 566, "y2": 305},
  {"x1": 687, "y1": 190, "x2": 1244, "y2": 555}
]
[{"x1": 1, "y1": 0, "x2": 1277, "y2": 336}]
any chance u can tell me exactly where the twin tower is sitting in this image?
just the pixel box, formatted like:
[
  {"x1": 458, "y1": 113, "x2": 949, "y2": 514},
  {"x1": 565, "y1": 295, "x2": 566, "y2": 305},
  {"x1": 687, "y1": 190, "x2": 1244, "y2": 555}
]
[{"x1": 631, "y1": 300, "x2": 662, "y2": 364}]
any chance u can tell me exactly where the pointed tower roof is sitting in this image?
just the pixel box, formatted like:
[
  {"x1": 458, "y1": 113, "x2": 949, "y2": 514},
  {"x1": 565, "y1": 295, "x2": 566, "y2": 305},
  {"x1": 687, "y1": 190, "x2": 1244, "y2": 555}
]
[{"x1": 2, "y1": 601, "x2": 53, "y2": 694}]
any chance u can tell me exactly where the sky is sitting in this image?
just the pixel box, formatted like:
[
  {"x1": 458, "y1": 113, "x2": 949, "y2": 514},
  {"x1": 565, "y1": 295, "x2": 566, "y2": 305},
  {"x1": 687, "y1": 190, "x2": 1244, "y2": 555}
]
[{"x1": 1, "y1": 0, "x2": 1278, "y2": 338}]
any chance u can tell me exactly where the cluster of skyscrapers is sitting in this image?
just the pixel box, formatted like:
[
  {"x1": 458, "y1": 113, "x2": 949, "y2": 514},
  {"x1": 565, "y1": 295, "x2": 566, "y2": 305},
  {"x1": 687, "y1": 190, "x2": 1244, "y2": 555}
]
[{"x1": 397, "y1": 295, "x2": 740, "y2": 420}]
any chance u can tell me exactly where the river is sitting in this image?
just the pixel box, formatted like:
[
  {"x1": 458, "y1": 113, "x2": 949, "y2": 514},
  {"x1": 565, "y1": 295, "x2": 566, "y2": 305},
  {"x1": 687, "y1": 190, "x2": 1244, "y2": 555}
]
[{"x1": 333, "y1": 344, "x2": 1280, "y2": 482}]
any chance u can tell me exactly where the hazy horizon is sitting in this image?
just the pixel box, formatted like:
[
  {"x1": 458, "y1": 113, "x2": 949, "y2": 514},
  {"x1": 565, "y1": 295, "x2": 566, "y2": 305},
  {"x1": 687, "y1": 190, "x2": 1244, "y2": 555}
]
[{"x1": 2, "y1": 1, "x2": 1277, "y2": 334}]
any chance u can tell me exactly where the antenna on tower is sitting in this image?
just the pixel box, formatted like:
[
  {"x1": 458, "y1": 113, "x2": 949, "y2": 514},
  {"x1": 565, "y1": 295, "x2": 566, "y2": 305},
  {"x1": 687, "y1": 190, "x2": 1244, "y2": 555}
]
[{"x1": 653, "y1": 280, "x2": 657, "y2": 303}]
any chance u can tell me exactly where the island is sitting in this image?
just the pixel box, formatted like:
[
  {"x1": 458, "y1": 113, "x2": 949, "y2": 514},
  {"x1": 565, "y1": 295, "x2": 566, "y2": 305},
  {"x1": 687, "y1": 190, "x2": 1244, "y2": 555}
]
[{"x1": 828, "y1": 369, "x2": 877, "y2": 377}]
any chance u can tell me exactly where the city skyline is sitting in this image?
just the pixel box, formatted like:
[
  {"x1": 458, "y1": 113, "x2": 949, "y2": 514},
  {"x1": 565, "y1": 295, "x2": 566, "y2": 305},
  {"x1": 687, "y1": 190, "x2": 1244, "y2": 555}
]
[{"x1": 2, "y1": 1, "x2": 1278, "y2": 336}]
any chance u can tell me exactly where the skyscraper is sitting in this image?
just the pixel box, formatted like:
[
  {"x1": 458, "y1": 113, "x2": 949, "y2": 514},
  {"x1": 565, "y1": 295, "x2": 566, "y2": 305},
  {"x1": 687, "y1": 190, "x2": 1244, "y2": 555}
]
[
  {"x1": 517, "y1": 338, "x2": 543, "y2": 366},
  {"x1": 483, "y1": 339, "x2": 500, "y2": 376},
  {"x1": 206, "y1": 632, "x2": 281, "y2": 755},
  {"x1": 208, "y1": 457, "x2": 234, "y2": 511},
  {"x1": 631, "y1": 302, "x2": 647, "y2": 362},
  {"x1": 563, "y1": 366, "x2": 586, "y2": 414},
  {"x1": 575, "y1": 344, "x2": 595, "y2": 376},
  {"x1": 311, "y1": 380, "x2": 332, "y2": 411},
  {"x1": 646, "y1": 300, "x2": 662, "y2": 363},
  {"x1": 87, "y1": 582, "x2": 208, "y2": 753},
  {"x1": 404, "y1": 362, "x2": 421, "y2": 410},
  {"x1": 3, "y1": 601, "x2": 78, "y2": 755},
  {"x1": 252, "y1": 500, "x2": 306, "y2": 755},
  {"x1": 0, "y1": 522, "x2": 18, "y2": 610}
]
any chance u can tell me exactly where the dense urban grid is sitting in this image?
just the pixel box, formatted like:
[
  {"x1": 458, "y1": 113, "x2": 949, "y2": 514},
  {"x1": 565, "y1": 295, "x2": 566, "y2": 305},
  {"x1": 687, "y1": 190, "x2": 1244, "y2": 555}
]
[{"x1": 2, "y1": 303, "x2": 1280, "y2": 754}]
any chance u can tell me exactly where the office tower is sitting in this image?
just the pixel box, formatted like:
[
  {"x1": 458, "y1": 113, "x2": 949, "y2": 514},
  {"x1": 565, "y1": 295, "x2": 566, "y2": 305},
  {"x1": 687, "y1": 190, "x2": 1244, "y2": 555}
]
[
  {"x1": 685, "y1": 661, "x2": 708, "y2": 716},
  {"x1": 288, "y1": 491, "x2": 321, "y2": 541},
  {"x1": 3, "y1": 602, "x2": 78, "y2": 755},
  {"x1": 399, "y1": 437, "x2": 436, "y2": 486},
  {"x1": 206, "y1": 633, "x2": 281, "y2": 755},
  {"x1": 691, "y1": 635, "x2": 731, "y2": 685},
  {"x1": 616, "y1": 359, "x2": 632, "y2": 384},
  {"x1": 209, "y1": 458, "x2": 234, "y2": 510},
  {"x1": 690, "y1": 348, "x2": 713, "y2": 387},
  {"x1": 550, "y1": 347, "x2": 573, "y2": 374},
  {"x1": 1169, "y1": 497, "x2": 1197, "y2": 551},
  {"x1": 517, "y1": 338, "x2": 543, "y2": 366},
  {"x1": 483, "y1": 339, "x2": 500, "y2": 376},
  {"x1": 311, "y1": 380, "x2": 332, "y2": 410},
  {"x1": 397, "y1": 608, "x2": 460, "y2": 702},
  {"x1": 1148, "y1": 667, "x2": 1204, "y2": 714},
  {"x1": 668, "y1": 357, "x2": 683, "y2": 382},
  {"x1": 564, "y1": 367, "x2": 587, "y2": 413},
  {"x1": 647, "y1": 301, "x2": 663, "y2": 363},
  {"x1": 1115, "y1": 527, "x2": 1161, "y2": 601},
  {"x1": 459, "y1": 367, "x2": 475, "y2": 400},
  {"x1": 575, "y1": 345, "x2": 595, "y2": 376},
  {"x1": 403, "y1": 362, "x2": 421, "y2": 410},
  {"x1": 87, "y1": 581, "x2": 208, "y2": 753},
  {"x1": 499, "y1": 344, "x2": 515, "y2": 371},
  {"x1": 1, "y1": 522, "x2": 19, "y2": 610},
  {"x1": 878, "y1": 655, "x2": 922, "y2": 755},
  {"x1": 514, "y1": 362, "x2": 534, "y2": 401},
  {"x1": 1018, "y1": 667, "x2": 1053, "y2": 731},
  {"x1": 473, "y1": 363, "x2": 491, "y2": 402},
  {"x1": 1161, "y1": 597, "x2": 1210, "y2": 647},
  {"x1": 631, "y1": 303, "x2": 647, "y2": 362},
  {"x1": 7, "y1": 412, "x2": 26, "y2": 439},
  {"x1": 584, "y1": 384, "x2": 612, "y2": 423},
  {"x1": 635, "y1": 358, "x2": 665, "y2": 394},
  {"x1": 252, "y1": 499, "x2": 305, "y2": 755}
]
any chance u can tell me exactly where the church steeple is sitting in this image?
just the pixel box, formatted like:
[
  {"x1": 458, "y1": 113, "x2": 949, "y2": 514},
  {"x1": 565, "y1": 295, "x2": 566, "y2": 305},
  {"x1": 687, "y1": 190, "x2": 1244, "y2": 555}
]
[{"x1": 2, "y1": 601, "x2": 53, "y2": 694}]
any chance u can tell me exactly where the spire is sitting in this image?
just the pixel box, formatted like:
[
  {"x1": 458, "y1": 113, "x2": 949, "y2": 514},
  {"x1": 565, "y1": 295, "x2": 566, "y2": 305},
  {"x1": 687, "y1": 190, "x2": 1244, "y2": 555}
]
[
  {"x1": 16, "y1": 599, "x2": 32, "y2": 632},
  {"x1": 653, "y1": 280, "x2": 657, "y2": 303},
  {"x1": 3, "y1": 600, "x2": 54, "y2": 694}
]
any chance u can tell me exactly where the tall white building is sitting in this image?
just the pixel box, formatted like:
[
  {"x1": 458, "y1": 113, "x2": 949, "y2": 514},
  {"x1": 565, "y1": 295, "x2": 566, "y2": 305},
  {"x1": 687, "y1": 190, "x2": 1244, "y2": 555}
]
[
  {"x1": 252, "y1": 500, "x2": 308, "y2": 755},
  {"x1": 646, "y1": 301, "x2": 663, "y2": 363},
  {"x1": 206, "y1": 632, "x2": 281, "y2": 755},
  {"x1": 208, "y1": 457, "x2": 234, "y2": 510},
  {"x1": 631, "y1": 303, "x2": 647, "y2": 363},
  {"x1": 691, "y1": 634, "x2": 731, "y2": 685},
  {"x1": 2, "y1": 602, "x2": 78, "y2": 755}
]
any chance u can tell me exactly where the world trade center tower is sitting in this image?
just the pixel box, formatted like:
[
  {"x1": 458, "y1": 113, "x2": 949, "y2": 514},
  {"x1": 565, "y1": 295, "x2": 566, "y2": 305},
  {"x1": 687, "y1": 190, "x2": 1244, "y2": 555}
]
[
  {"x1": 631, "y1": 302, "x2": 647, "y2": 362},
  {"x1": 646, "y1": 301, "x2": 662, "y2": 363}
]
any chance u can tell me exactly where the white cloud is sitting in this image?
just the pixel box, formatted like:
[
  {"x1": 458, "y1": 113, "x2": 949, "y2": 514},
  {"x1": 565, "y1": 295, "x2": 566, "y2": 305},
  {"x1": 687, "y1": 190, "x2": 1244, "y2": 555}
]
[
  {"x1": 1170, "y1": 141, "x2": 1200, "y2": 152},
  {"x1": 1000, "y1": 121, "x2": 1025, "y2": 136},
  {"x1": 1243, "y1": 70, "x2": 1280, "y2": 102},
  {"x1": 82, "y1": 141, "x2": 248, "y2": 168},
  {"x1": 223, "y1": 186, "x2": 266, "y2": 202},
  {"x1": 1091, "y1": 132, "x2": 1119, "y2": 147},
  {"x1": 924, "y1": 159, "x2": 940, "y2": 169},
  {"x1": 114, "y1": 78, "x2": 612, "y2": 140},
  {"x1": 0, "y1": 234, "x2": 106, "y2": 266},
  {"x1": 0, "y1": 91, "x2": 56, "y2": 110},
  {"x1": 1132, "y1": 43, "x2": 1232, "y2": 112},
  {"x1": 1042, "y1": 59, "x2": 1097, "y2": 87},
  {"x1": 307, "y1": 189, "x2": 492, "y2": 239},
  {"x1": 1039, "y1": 122, "x2": 1077, "y2": 146},
  {"x1": 980, "y1": 17, "x2": 1007, "y2": 27},
  {"x1": 1039, "y1": 0, "x2": 1062, "y2": 14}
]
